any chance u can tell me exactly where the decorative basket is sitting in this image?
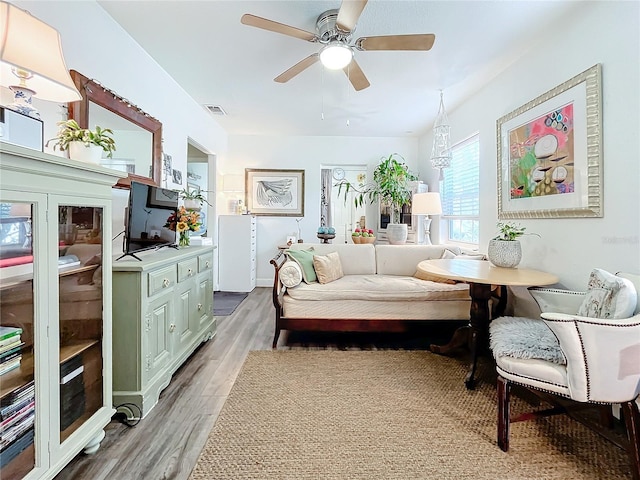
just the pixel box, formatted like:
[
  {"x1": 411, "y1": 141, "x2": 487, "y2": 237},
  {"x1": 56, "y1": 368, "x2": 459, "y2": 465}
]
[{"x1": 352, "y1": 236, "x2": 376, "y2": 244}]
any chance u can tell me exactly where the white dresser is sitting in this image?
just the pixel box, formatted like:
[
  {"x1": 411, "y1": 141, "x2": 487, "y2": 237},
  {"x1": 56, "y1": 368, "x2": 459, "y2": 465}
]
[{"x1": 218, "y1": 215, "x2": 256, "y2": 292}]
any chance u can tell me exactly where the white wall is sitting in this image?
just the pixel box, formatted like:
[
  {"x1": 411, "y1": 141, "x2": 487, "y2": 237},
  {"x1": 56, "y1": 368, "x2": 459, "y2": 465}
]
[
  {"x1": 222, "y1": 135, "x2": 420, "y2": 286},
  {"x1": 419, "y1": 1, "x2": 640, "y2": 292},
  {"x1": 10, "y1": 1, "x2": 638, "y2": 296}
]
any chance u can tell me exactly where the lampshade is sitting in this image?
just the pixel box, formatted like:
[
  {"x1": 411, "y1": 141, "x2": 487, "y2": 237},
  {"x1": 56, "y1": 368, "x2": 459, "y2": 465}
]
[
  {"x1": 430, "y1": 90, "x2": 452, "y2": 179},
  {"x1": 411, "y1": 192, "x2": 442, "y2": 216},
  {"x1": 0, "y1": 1, "x2": 81, "y2": 117},
  {"x1": 319, "y1": 43, "x2": 353, "y2": 70}
]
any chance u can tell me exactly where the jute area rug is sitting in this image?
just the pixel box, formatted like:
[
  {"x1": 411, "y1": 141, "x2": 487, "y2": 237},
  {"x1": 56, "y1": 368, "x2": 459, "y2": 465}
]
[{"x1": 190, "y1": 351, "x2": 632, "y2": 480}]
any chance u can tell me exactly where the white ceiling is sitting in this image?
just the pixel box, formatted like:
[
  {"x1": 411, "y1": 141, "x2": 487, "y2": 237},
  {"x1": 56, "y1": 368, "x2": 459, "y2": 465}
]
[{"x1": 97, "y1": 0, "x2": 579, "y2": 138}]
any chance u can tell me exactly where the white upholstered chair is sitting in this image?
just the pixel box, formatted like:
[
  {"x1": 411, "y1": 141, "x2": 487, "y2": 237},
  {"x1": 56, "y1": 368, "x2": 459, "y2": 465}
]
[{"x1": 490, "y1": 271, "x2": 640, "y2": 480}]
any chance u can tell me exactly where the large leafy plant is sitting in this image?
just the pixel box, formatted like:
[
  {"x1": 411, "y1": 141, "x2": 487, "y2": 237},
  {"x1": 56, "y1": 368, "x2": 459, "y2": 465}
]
[
  {"x1": 48, "y1": 119, "x2": 116, "y2": 158},
  {"x1": 336, "y1": 154, "x2": 418, "y2": 223}
]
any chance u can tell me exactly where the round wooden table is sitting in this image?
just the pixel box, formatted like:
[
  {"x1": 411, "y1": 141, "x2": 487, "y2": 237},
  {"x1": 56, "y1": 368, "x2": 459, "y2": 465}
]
[{"x1": 416, "y1": 259, "x2": 559, "y2": 389}]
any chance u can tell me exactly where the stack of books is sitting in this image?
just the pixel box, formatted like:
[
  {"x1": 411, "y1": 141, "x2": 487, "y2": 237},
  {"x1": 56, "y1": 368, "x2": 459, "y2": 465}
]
[
  {"x1": 0, "y1": 381, "x2": 35, "y2": 467},
  {"x1": 0, "y1": 327, "x2": 23, "y2": 377}
]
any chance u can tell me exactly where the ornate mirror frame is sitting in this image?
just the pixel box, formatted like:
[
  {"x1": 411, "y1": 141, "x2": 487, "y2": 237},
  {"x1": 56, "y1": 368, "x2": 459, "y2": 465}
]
[{"x1": 68, "y1": 70, "x2": 162, "y2": 189}]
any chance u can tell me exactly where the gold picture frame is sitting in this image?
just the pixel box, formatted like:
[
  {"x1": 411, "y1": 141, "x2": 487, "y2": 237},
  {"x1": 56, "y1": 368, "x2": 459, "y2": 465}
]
[{"x1": 497, "y1": 64, "x2": 602, "y2": 219}]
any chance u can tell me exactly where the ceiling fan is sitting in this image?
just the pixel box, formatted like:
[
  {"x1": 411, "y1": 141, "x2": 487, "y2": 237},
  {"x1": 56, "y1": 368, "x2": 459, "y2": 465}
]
[{"x1": 241, "y1": 0, "x2": 435, "y2": 91}]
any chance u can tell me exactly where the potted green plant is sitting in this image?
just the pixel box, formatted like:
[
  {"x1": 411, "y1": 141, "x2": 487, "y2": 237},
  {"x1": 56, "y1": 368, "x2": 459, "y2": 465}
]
[
  {"x1": 336, "y1": 154, "x2": 418, "y2": 244},
  {"x1": 47, "y1": 119, "x2": 116, "y2": 164},
  {"x1": 179, "y1": 188, "x2": 212, "y2": 210},
  {"x1": 488, "y1": 222, "x2": 538, "y2": 268}
]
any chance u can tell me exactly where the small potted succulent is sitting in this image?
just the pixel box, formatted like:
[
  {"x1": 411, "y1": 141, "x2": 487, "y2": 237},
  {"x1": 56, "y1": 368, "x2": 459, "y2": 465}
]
[
  {"x1": 48, "y1": 119, "x2": 116, "y2": 164},
  {"x1": 488, "y1": 222, "x2": 538, "y2": 268}
]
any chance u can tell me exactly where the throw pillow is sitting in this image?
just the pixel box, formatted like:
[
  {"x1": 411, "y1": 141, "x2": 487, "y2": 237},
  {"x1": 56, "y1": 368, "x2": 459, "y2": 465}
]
[
  {"x1": 312, "y1": 252, "x2": 344, "y2": 284},
  {"x1": 577, "y1": 268, "x2": 637, "y2": 319},
  {"x1": 489, "y1": 316, "x2": 566, "y2": 365},
  {"x1": 441, "y1": 249, "x2": 486, "y2": 261},
  {"x1": 279, "y1": 260, "x2": 303, "y2": 288},
  {"x1": 285, "y1": 248, "x2": 317, "y2": 283}
]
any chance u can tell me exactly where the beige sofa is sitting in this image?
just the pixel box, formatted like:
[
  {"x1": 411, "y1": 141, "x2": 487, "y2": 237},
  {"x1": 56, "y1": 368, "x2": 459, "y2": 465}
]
[{"x1": 269, "y1": 243, "x2": 479, "y2": 348}]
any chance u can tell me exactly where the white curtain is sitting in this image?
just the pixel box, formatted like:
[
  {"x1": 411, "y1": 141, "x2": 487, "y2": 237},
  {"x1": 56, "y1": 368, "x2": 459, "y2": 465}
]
[{"x1": 320, "y1": 169, "x2": 332, "y2": 227}]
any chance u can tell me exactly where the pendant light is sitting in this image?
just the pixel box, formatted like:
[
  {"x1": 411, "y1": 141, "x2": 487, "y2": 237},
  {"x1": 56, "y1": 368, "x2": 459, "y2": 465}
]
[{"x1": 430, "y1": 90, "x2": 452, "y2": 180}]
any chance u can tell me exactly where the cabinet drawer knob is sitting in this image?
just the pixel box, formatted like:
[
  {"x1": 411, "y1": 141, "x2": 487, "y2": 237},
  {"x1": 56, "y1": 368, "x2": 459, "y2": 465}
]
[
  {"x1": 169, "y1": 324, "x2": 176, "y2": 332},
  {"x1": 188, "y1": 268, "x2": 193, "y2": 276},
  {"x1": 205, "y1": 261, "x2": 211, "y2": 268},
  {"x1": 197, "y1": 303, "x2": 203, "y2": 311},
  {"x1": 162, "y1": 278, "x2": 170, "y2": 288}
]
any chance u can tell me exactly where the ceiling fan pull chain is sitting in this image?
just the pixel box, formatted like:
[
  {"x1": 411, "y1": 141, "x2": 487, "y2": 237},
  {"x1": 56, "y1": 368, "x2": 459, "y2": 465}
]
[
  {"x1": 346, "y1": 64, "x2": 350, "y2": 127},
  {"x1": 321, "y1": 65, "x2": 325, "y2": 121}
]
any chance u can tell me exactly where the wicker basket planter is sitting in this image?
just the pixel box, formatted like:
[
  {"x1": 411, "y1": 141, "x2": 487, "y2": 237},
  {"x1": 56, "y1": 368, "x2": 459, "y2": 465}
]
[{"x1": 352, "y1": 236, "x2": 376, "y2": 244}]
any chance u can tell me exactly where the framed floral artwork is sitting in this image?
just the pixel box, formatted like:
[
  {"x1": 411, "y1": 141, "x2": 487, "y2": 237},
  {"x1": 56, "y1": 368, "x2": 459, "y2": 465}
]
[
  {"x1": 245, "y1": 169, "x2": 305, "y2": 216},
  {"x1": 497, "y1": 64, "x2": 602, "y2": 219}
]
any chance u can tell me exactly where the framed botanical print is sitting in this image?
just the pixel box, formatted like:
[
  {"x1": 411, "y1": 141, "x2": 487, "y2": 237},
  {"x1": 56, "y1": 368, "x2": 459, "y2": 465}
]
[{"x1": 245, "y1": 169, "x2": 305, "y2": 216}]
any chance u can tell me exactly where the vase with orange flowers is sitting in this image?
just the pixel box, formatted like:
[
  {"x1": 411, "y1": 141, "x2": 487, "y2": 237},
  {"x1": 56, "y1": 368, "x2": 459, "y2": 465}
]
[{"x1": 165, "y1": 206, "x2": 201, "y2": 247}]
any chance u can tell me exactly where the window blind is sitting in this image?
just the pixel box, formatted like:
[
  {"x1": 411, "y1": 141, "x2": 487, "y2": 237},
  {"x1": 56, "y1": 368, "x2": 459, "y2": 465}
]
[{"x1": 440, "y1": 134, "x2": 480, "y2": 244}]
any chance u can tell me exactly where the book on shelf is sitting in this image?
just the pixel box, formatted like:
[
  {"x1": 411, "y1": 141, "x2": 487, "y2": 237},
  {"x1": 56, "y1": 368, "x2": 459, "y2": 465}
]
[
  {"x1": 0, "y1": 327, "x2": 21, "y2": 342},
  {"x1": 1, "y1": 381, "x2": 35, "y2": 409},
  {"x1": 0, "y1": 335, "x2": 21, "y2": 351},
  {"x1": 0, "y1": 427, "x2": 34, "y2": 468},
  {"x1": 0, "y1": 349, "x2": 21, "y2": 365},
  {"x1": 0, "y1": 412, "x2": 34, "y2": 450},
  {"x1": 1, "y1": 393, "x2": 35, "y2": 421},
  {"x1": 0, "y1": 400, "x2": 34, "y2": 433},
  {"x1": 0, "y1": 357, "x2": 21, "y2": 376},
  {"x1": 0, "y1": 337, "x2": 23, "y2": 352}
]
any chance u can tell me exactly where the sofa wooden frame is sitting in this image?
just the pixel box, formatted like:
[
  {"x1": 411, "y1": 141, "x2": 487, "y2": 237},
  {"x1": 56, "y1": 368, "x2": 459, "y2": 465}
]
[{"x1": 269, "y1": 250, "x2": 502, "y2": 349}]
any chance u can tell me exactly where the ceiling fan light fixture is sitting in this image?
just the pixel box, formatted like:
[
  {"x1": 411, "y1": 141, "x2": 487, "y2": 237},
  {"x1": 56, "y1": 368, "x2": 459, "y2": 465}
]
[{"x1": 319, "y1": 43, "x2": 353, "y2": 70}]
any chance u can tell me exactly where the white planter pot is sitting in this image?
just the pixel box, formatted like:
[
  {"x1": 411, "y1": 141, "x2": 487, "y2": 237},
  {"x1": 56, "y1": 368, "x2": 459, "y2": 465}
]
[
  {"x1": 386, "y1": 224, "x2": 408, "y2": 245},
  {"x1": 183, "y1": 199, "x2": 202, "y2": 211},
  {"x1": 487, "y1": 239, "x2": 522, "y2": 268},
  {"x1": 68, "y1": 141, "x2": 103, "y2": 164}
]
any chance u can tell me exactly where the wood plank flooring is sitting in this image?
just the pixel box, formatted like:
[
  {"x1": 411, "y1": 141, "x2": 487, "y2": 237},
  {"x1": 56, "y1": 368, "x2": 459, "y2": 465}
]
[
  {"x1": 53, "y1": 287, "x2": 630, "y2": 479},
  {"x1": 55, "y1": 287, "x2": 464, "y2": 479},
  {"x1": 55, "y1": 287, "x2": 275, "y2": 480}
]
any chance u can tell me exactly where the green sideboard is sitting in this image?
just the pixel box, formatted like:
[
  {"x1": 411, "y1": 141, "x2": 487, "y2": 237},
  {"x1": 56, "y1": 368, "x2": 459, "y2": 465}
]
[{"x1": 111, "y1": 246, "x2": 216, "y2": 417}]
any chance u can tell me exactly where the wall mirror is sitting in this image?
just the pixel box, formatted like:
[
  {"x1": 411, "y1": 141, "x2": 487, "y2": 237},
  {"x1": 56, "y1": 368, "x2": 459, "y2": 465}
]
[{"x1": 68, "y1": 70, "x2": 162, "y2": 189}]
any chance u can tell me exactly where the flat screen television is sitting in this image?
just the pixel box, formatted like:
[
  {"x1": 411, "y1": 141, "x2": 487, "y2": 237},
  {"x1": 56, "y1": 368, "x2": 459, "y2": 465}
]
[{"x1": 119, "y1": 181, "x2": 179, "y2": 260}]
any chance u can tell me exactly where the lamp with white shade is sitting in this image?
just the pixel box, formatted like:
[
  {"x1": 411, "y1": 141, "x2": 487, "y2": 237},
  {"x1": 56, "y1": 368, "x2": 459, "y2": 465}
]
[
  {"x1": 0, "y1": 1, "x2": 81, "y2": 118},
  {"x1": 411, "y1": 192, "x2": 442, "y2": 245}
]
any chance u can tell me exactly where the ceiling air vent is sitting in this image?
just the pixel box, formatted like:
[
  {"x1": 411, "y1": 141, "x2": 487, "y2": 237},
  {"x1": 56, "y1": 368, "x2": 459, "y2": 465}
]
[{"x1": 204, "y1": 104, "x2": 227, "y2": 116}]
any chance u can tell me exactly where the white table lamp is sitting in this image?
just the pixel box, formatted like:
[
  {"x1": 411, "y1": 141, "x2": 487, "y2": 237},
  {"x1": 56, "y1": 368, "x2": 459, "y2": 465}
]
[
  {"x1": 412, "y1": 192, "x2": 442, "y2": 245},
  {"x1": 0, "y1": 1, "x2": 81, "y2": 118}
]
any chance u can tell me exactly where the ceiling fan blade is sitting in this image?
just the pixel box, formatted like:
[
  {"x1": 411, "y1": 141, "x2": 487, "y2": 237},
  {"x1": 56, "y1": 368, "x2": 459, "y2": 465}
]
[
  {"x1": 343, "y1": 59, "x2": 370, "y2": 91},
  {"x1": 336, "y1": 0, "x2": 368, "y2": 32},
  {"x1": 356, "y1": 34, "x2": 435, "y2": 51},
  {"x1": 241, "y1": 14, "x2": 316, "y2": 42},
  {"x1": 274, "y1": 54, "x2": 320, "y2": 83}
]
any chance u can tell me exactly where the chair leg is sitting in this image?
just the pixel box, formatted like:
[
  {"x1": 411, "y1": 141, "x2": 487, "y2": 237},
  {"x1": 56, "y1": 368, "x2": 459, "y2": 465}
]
[
  {"x1": 621, "y1": 401, "x2": 640, "y2": 480},
  {"x1": 497, "y1": 375, "x2": 511, "y2": 451},
  {"x1": 272, "y1": 326, "x2": 281, "y2": 349}
]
